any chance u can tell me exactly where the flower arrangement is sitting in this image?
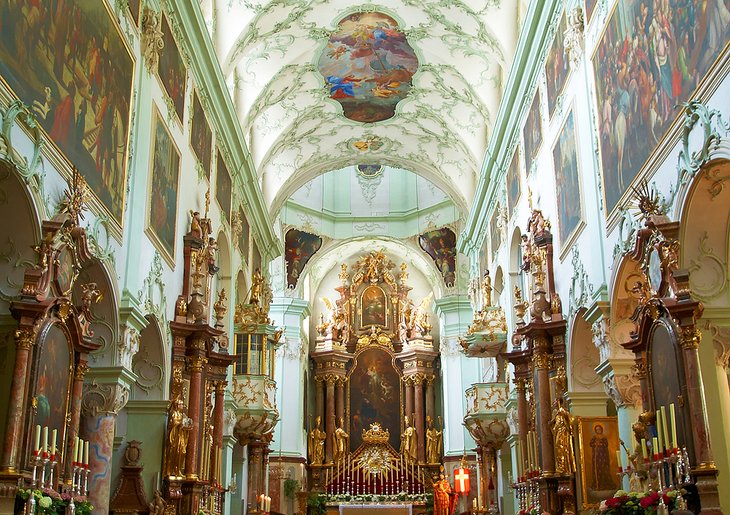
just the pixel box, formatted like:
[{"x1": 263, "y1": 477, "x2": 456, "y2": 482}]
[
  {"x1": 599, "y1": 489, "x2": 681, "y2": 514},
  {"x1": 16, "y1": 488, "x2": 93, "y2": 515},
  {"x1": 322, "y1": 492, "x2": 432, "y2": 504}
]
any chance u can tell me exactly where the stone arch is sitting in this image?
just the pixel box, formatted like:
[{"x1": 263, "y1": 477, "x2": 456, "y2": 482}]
[
  {"x1": 607, "y1": 253, "x2": 643, "y2": 356},
  {"x1": 235, "y1": 269, "x2": 247, "y2": 307},
  {"x1": 567, "y1": 309, "x2": 603, "y2": 394},
  {"x1": 493, "y1": 265, "x2": 504, "y2": 306},
  {"x1": 131, "y1": 315, "x2": 166, "y2": 401}
]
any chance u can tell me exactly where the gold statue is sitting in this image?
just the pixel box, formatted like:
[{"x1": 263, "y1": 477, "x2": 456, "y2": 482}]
[
  {"x1": 333, "y1": 417, "x2": 349, "y2": 463},
  {"x1": 425, "y1": 415, "x2": 443, "y2": 464},
  {"x1": 308, "y1": 416, "x2": 326, "y2": 465},
  {"x1": 250, "y1": 268, "x2": 264, "y2": 304},
  {"x1": 432, "y1": 469, "x2": 455, "y2": 515},
  {"x1": 551, "y1": 398, "x2": 575, "y2": 475},
  {"x1": 400, "y1": 416, "x2": 418, "y2": 463},
  {"x1": 481, "y1": 271, "x2": 492, "y2": 307},
  {"x1": 164, "y1": 398, "x2": 192, "y2": 478}
]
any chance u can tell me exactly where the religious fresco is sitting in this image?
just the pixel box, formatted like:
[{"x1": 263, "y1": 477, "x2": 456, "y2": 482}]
[
  {"x1": 506, "y1": 149, "x2": 521, "y2": 216},
  {"x1": 356, "y1": 164, "x2": 383, "y2": 178},
  {"x1": 128, "y1": 0, "x2": 141, "y2": 26},
  {"x1": 523, "y1": 90, "x2": 542, "y2": 174},
  {"x1": 584, "y1": 0, "x2": 599, "y2": 24},
  {"x1": 238, "y1": 207, "x2": 250, "y2": 262},
  {"x1": 0, "y1": 0, "x2": 134, "y2": 227},
  {"x1": 284, "y1": 229, "x2": 322, "y2": 288},
  {"x1": 191, "y1": 90, "x2": 212, "y2": 180},
  {"x1": 216, "y1": 151, "x2": 232, "y2": 222},
  {"x1": 489, "y1": 205, "x2": 502, "y2": 256},
  {"x1": 552, "y1": 109, "x2": 583, "y2": 248},
  {"x1": 146, "y1": 110, "x2": 181, "y2": 265},
  {"x1": 576, "y1": 417, "x2": 621, "y2": 508},
  {"x1": 361, "y1": 285, "x2": 387, "y2": 327},
  {"x1": 349, "y1": 347, "x2": 400, "y2": 450},
  {"x1": 33, "y1": 324, "x2": 72, "y2": 448},
  {"x1": 545, "y1": 12, "x2": 570, "y2": 117},
  {"x1": 318, "y1": 12, "x2": 419, "y2": 123},
  {"x1": 593, "y1": 0, "x2": 730, "y2": 214},
  {"x1": 419, "y1": 227, "x2": 457, "y2": 287},
  {"x1": 158, "y1": 15, "x2": 186, "y2": 122}
]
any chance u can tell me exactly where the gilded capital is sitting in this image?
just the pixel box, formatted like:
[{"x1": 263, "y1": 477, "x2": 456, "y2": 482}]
[
  {"x1": 531, "y1": 352, "x2": 550, "y2": 370},
  {"x1": 215, "y1": 380, "x2": 228, "y2": 394},
  {"x1": 75, "y1": 361, "x2": 90, "y2": 380},
  {"x1": 187, "y1": 355, "x2": 208, "y2": 372},
  {"x1": 14, "y1": 329, "x2": 35, "y2": 350},
  {"x1": 681, "y1": 327, "x2": 701, "y2": 350}
]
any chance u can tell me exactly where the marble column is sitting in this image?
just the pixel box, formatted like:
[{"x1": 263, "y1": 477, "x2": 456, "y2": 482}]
[
  {"x1": 425, "y1": 377, "x2": 435, "y2": 421},
  {"x1": 532, "y1": 347, "x2": 554, "y2": 474},
  {"x1": 185, "y1": 355, "x2": 207, "y2": 479},
  {"x1": 0, "y1": 329, "x2": 34, "y2": 473},
  {"x1": 213, "y1": 381, "x2": 226, "y2": 483},
  {"x1": 315, "y1": 377, "x2": 325, "y2": 424},
  {"x1": 514, "y1": 378, "x2": 528, "y2": 477},
  {"x1": 414, "y1": 376, "x2": 425, "y2": 463},
  {"x1": 247, "y1": 440, "x2": 266, "y2": 509},
  {"x1": 325, "y1": 376, "x2": 336, "y2": 463},
  {"x1": 65, "y1": 361, "x2": 89, "y2": 482},
  {"x1": 404, "y1": 378, "x2": 414, "y2": 425},
  {"x1": 336, "y1": 378, "x2": 346, "y2": 428},
  {"x1": 81, "y1": 373, "x2": 131, "y2": 515}
]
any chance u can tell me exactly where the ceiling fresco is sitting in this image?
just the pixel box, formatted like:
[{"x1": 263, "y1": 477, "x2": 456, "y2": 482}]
[{"x1": 318, "y1": 12, "x2": 419, "y2": 123}]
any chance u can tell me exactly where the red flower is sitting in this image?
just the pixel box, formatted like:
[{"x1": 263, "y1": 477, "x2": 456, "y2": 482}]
[
  {"x1": 640, "y1": 492, "x2": 660, "y2": 508},
  {"x1": 606, "y1": 496, "x2": 627, "y2": 509}
]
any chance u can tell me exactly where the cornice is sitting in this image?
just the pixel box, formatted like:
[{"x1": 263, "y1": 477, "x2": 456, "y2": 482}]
[
  {"x1": 169, "y1": 0, "x2": 282, "y2": 261},
  {"x1": 459, "y1": 0, "x2": 561, "y2": 254}
]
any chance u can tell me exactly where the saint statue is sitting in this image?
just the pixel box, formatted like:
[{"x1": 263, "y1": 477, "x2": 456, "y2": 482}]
[
  {"x1": 551, "y1": 398, "x2": 575, "y2": 475},
  {"x1": 400, "y1": 416, "x2": 418, "y2": 463},
  {"x1": 432, "y1": 471, "x2": 456, "y2": 515},
  {"x1": 425, "y1": 416, "x2": 443, "y2": 464},
  {"x1": 148, "y1": 490, "x2": 167, "y2": 515},
  {"x1": 333, "y1": 417, "x2": 349, "y2": 463},
  {"x1": 250, "y1": 268, "x2": 264, "y2": 304},
  {"x1": 481, "y1": 271, "x2": 492, "y2": 308},
  {"x1": 308, "y1": 416, "x2": 326, "y2": 465},
  {"x1": 164, "y1": 398, "x2": 192, "y2": 478}
]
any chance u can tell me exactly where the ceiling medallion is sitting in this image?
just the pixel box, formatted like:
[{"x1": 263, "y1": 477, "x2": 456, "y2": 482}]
[
  {"x1": 318, "y1": 12, "x2": 419, "y2": 123},
  {"x1": 356, "y1": 164, "x2": 383, "y2": 178}
]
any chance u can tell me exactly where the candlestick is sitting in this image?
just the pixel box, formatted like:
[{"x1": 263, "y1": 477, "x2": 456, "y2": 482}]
[
  {"x1": 656, "y1": 410, "x2": 664, "y2": 453},
  {"x1": 42, "y1": 426, "x2": 48, "y2": 454},
  {"x1": 616, "y1": 450, "x2": 622, "y2": 472},
  {"x1": 660, "y1": 407, "x2": 670, "y2": 454},
  {"x1": 34, "y1": 425, "x2": 41, "y2": 454},
  {"x1": 641, "y1": 438, "x2": 648, "y2": 461},
  {"x1": 670, "y1": 403, "x2": 677, "y2": 451},
  {"x1": 83, "y1": 441, "x2": 89, "y2": 466},
  {"x1": 73, "y1": 437, "x2": 79, "y2": 464},
  {"x1": 51, "y1": 428, "x2": 57, "y2": 456},
  {"x1": 652, "y1": 437, "x2": 659, "y2": 460}
]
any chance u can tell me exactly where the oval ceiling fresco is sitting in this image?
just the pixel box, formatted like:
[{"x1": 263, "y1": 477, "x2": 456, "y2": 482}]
[{"x1": 318, "y1": 12, "x2": 419, "y2": 123}]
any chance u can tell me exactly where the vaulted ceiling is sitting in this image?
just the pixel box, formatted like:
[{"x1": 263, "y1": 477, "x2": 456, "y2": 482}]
[{"x1": 205, "y1": 0, "x2": 521, "y2": 219}]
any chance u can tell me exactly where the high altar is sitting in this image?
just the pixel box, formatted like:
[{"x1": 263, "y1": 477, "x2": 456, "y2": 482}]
[{"x1": 307, "y1": 251, "x2": 444, "y2": 502}]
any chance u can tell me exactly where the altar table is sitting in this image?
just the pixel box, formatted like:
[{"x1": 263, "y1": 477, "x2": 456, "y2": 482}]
[{"x1": 339, "y1": 503, "x2": 413, "y2": 515}]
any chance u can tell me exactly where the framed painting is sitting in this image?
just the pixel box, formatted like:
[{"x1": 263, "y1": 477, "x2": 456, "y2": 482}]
[
  {"x1": 348, "y1": 346, "x2": 401, "y2": 450},
  {"x1": 318, "y1": 12, "x2": 419, "y2": 123},
  {"x1": 489, "y1": 204, "x2": 502, "y2": 257},
  {"x1": 238, "y1": 207, "x2": 250, "y2": 262},
  {"x1": 32, "y1": 324, "x2": 73, "y2": 461},
  {"x1": 418, "y1": 227, "x2": 457, "y2": 287},
  {"x1": 158, "y1": 14, "x2": 187, "y2": 122},
  {"x1": 506, "y1": 149, "x2": 521, "y2": 217},
  {"x1": 127, "y1": 0, "x2": 141, "y2": 26},
  {"x1": 285, "y1": 229, "x2": 322, "y2": 288},
  {"x1": 593, "y1": 0, "x2": 730, "y2": 215},
  {"x1": 361, "y1": 285, "x2": 387, "y2": 327},
  {"x1": 523, "y1": 90, "x2": 542, "y2": 174},
  {"x1": 576, "y1": 416, "x2": 621, "y2": 509},
  {"x1": 584, "y1": 0, "x2": 599, "y2": 24},
  {"x1": 145, "y1": 108, "x2": 181, "y2": 265},
  {"x1": 552, "y1": 108, "x2": 583, "y2": 251},
  {"x1": 191, "y1": 89, "x2": 212, "y2": 180},
  {"x1": 216, "y1": 151, "x2": 232, "y2": 222},
  {"x1": 0, "y1": 0, "x2": 134, "y2": 229},
  {"x1": 545, "y1": 12, "x2": 570, "y2": 118}
]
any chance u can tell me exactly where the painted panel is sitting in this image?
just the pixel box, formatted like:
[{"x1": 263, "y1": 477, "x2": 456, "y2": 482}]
[
  {"x1": 216, "y1": 151, "x2": 231, "y2": 222},
  {"x1": 523, "y1": 90, "x2": 542, "y2": 174},
  {"x1": 0, "y1": 0, "x2": 134, "y2": 226},
  {"x1": 284, "y1": 229, "x2": 322, "y2": 288},
  {"x1": 238, "y1": 207, "x2": 250, "y2": 262},
  {"x1": 146, "y1": 109, "x2": 181, "y2": 265},
  {"x1": 506, "y1": 149, "x2": 521, "y2": 216},
  {"x1": 128, "y1": 0, "x2": 141, "y2": 26},
  {"x1": 349, "y1": 347, "x2": 400, "y2": 450},
  {"x1": 418, "y1": 227, "x2": 457, "y2": 287},
  {"x1": 158, "y1": 15, "x2": 186, "y2": 122},
  {"x1": 490, "y1": 205, "x2": 502, "y2": 257},
  {"x1": 593, "y1": 0, "x2": 730, "y2": 213},
  {"x1": 33, "y1": 324, "x2": 72, "y2": 441},
  {"x1": 361, "y1": 285, "x2": 387, "y2": 327},
  {"x1": 576, "y1": 417, "x2": 621, "y2": 508},
  {"x1": 318, "y1": 12, "x2": 419, "y2": 123},
  {"x1": 191, "y1": 90, "x2": 212, "y2": 180},
  {"x1": 584, "y1": 0, "x2": 599, "y2": 24},
  {"x1": 552, "y1": 109, "x2": 583, "y2": 248},
  {"x1": 545, "y1": 12, "x2": 570, "y2": 117}
]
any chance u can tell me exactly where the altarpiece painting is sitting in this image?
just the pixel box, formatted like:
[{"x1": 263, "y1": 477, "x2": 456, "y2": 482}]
[
  {"x1": 506, "y1": 149, "x2": 521, "y2": 217},
  {"x1": 576, "y1": 416, "x2": 621, "y2": 508},
  {"x1": 545, "y1": 12, "x2": 570, "y2": 118},
  {"x1": 216, "y1": 151, "x2": 232, "y2": 222},
  {"x1": 523, "y1": 90, "x2": 542, "y2": 174},
  {"x1": 191, "y1": 89, "x2": 213, "y2": 180},
  {"x1": 285, "y1": 229, "x2": 322, "y2": 288},
  {"x1": 418, "y1": 228, "x2": 457, "y2": 287},
  {"x1": 158, "y1": 15, "x2": 187, "y2": 122},
  {"x1": 552, "y1": 109, "x2": 583, "y2": 249}
]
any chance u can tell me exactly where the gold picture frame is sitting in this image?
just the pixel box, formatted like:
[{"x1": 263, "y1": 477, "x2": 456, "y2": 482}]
[{"x1": 576, "y1": 416, "x2": 621, "y2": 509}]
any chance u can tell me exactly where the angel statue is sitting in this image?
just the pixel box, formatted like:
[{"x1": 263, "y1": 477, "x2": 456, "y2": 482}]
[{"x1": 411, "y1": 293, "x2": 434, "y2": 338}]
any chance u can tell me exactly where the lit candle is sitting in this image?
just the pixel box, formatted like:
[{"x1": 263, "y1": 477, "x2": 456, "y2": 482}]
[
  {"x1": 670, "y1": 403, "x2": 677, "y2": 451},
  {"x1": 473, "y1": 498, "x2": 477, "y2": 510},
  {"x1": 84, "y1": 441, "x2": 89, "y2": 466},
  {"x1": 655, "y1": 410, "x2": 664, "y2": 452},
  {"x1": 616, "y1": 450, "x2": 622, "y2": 472},
  {"x1": 641, "y1": 438, "x2": 648, "y2": 461},
  {"x1": 73, "y1": 438, "x2": 80, "y2": 463},
  {"x1": 34, "y1": 425, "x2": 41, "y2": 454},
  {"x1": 42, "y1": 426, "x2": 48, "y2": 454},
  {"x1": 661, "y1": 406, "x2": 670, "y2": 454},
  {"x1": 652, "y1": 437, "x2": 659, "y2": 460},
  {"x1": 51, "y1": 429, "x2": 57, "y2": 456}
]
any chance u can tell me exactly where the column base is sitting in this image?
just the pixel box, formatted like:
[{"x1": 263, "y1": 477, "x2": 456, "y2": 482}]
[{"x1": 694, "y1": 466, "x2": 723, "y2": 515}]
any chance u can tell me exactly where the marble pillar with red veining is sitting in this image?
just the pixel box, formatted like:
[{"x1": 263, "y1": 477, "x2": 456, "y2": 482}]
[
  {"x1": 185, "y1": 356, "x2": 206, "y2": 478},
  {"x1": 515, "y1": 379, "x2": 528, "y2": 476},
  {"x1": 335, "y1": 379, "x2": 345, "y2": 426},
  {"x1": 315, "y1": 378, "x2": 324, "y2": 423},
  {"x1": 404, "y1": 379, "x2": 414, "y2": 423},
  {"x1": 82, "y1": 413, "x2": 116, "y2": 515},
  {"x1": 414, "y1": 379, "x2": 425, "y2": 463},
  {"x1": 0, "y1": 330, "x2": 33, "y2": 472},
  {"x1": 425, "y1": 378, "x2": 435, "y2": 421},
  {"x1": 325, "y1": 378, "x2": 336, "y2": 463},
  {"x1": 534, "y1": 354, "x2": 555, "y2": 474}
]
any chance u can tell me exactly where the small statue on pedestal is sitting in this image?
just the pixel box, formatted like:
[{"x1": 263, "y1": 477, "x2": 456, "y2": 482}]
[
  {"x1": 426, "y1": 415, "x2": 443, "y2": 464},
  {"x1": 400, "y1": 416, "x2": 418, "y2": 463},
  {"x1": 308, "y1": 416, "x2": 326, "y2": 465},
  {"x1": 333, "y1": 417, "x2": 349, "y2": 463},
  {"x1": 551, "y1": 398, "x2": 576, "y2": 475}
]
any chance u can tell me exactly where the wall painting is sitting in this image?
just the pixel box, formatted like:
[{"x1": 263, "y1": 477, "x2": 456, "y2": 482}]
[
  {"x1": 523, "y1": 90, "x2": 542, "y2": 174},
  {"x1": 0, "y1": 0, "x2": 134, "y2": 227},
  {"x1": 318, "y1": 12, "x2": 419, "y2": 123},
  {"x1": 238, "y1": 207, "x2": 250, "y2": 262},
  {"x1": 506, "y1": 149, "x2": 521, "y2": 216},
  {"x1": 593, "y1": 0, "x2": 730, "y2": 214},
  {"x1": 216, "y1": 151, "x2": 232, "y2": 222},
  {"x1": 284, "y1": 229, "x2": 322, "y2": 288},
  {"x1": 545, "y1": 12, "x2": 570, "y2": 118},
  {"x1": 158, "y1": 15, "x2": 186, "y2": 122},
  {"x1": 576, "y1": 417, "x2": 621, "y2": 508},
  {"x1": 191, "y1": 89, "x2": 212, "y2": 180},
  {"x1": 128, "y1": 0, "x2": 141, "y2": 26},
  {"x1": 552, "y1": 109, "x2": 583, "y2": 249},
  {"x1": 489, "y1": 205, "x2": 502, "y2": 257},
  {"x1": 146, "y1": 109, "x2": 181, "y2": 265},
  {"x1": 419, "y1": 227, "x2": 457, "y2": 287},
  {"x1": 584, "y1": 0, "x2": 599, "y2": 24},
  {"x1": 361, "y1": 285, "x2": 387, "y2": 327},
  {"x1": 349, "y1": 347, "x2": 400, "y2": 450}
]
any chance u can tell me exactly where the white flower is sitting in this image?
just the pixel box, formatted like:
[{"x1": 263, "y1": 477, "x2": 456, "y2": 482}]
[
  {"x1": 598, "y1": 500, "x2": 608, "y2": 512},
  {"x1": 38, "y1": 496, "x2": 52, "y2": 509}
]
